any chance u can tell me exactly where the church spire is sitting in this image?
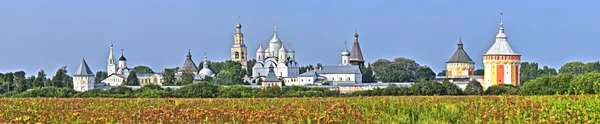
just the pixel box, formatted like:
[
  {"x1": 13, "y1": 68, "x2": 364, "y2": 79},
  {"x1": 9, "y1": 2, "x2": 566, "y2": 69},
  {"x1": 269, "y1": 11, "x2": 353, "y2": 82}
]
[
  {"x1": 187, "y1": 49, "x2": 192, "y2": 60},
  {"x1": 457, "y1": 37, "x2": 463, "y2": 49},
  {"x1": 349, "y1": 29, "x2": 365, "y2": 65},
  {"x1": 108, "y1": 41, "x2": 115, "y2": 63},
  {"x1": 499, "y1": 12, "x2": 504, "y2": 33},
  {"x1": 236, "y1": 16, "x2": 242, "y2": 33},
  {"x1": 203, "y1": 52, "x2": 209, "y2": 68},
  {"x1": 288, "y1": 40, "x2": 293, "y2": 51}
]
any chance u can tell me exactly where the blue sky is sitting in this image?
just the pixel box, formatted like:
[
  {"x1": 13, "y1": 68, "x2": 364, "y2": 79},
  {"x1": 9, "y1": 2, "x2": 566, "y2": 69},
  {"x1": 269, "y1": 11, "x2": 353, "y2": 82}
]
[{"x1": 0, "y1": 0, "x2": 598, "y2": 76}]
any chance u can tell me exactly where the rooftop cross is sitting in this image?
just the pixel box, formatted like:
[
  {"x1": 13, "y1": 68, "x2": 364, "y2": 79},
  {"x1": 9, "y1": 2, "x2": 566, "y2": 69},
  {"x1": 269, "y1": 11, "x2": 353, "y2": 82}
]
[{"x1": 344, "y1": 40, "x2": 348, "y2": 50}]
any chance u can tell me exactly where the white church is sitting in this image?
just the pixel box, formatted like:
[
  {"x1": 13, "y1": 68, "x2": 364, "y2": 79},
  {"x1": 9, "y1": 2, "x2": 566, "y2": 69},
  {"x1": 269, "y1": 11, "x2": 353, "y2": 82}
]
[
  {"x1": 250, "y1": 26, "x2": 301, "y2": 84},
  {"x1": 290, "y1": 32, "x2": 364, "y2": 86}
]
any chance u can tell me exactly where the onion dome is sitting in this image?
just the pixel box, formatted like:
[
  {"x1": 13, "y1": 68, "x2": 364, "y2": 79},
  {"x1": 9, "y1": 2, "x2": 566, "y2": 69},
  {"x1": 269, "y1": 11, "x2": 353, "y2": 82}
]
[
  {"x1": 279, "y1": 40, "x2": 286, "y2": 52},
  {"x1": 270, "y1": 26, "x2": 282, "y2": 43},
  {"x1": 198, "y1": 54, "x2": 213, "y2": 76},
  {"x1": 341, "y1": 40, "x2": 350, "y2": 56},
  {"x1": 257, "y1": 40, "x2": 264, "y2": 52},
  {"x1": 119, "y1": 49, "x2": 127, "y2": 61}
]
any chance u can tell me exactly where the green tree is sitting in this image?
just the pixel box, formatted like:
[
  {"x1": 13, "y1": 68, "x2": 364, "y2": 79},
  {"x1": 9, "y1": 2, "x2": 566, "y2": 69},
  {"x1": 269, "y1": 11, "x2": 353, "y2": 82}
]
[
  {"x1": 485, "y1": 85, "x2": 517, "y2": 95},
  {"x1": 212, "y1": 61, "x2": 245, "y2": 85},
  {"x1": 181, "y1": 72, "x2": 195, "y2": 85},
  {"x1": 360, "y1": 63, "x2": 376, "y2": 83},
  {"x1": 583, "y1": 61, "x2": 600, "y2": 73},
  {"x1": 371, "y1": 57, "x2": 422, "y2": 82},
  {"x1": 437, "y1": 70, "x2": 446, "y2": 76},
  {"x1": 94, "y1": 71, "x2": 108, "y2": 84},
  {"x1": 414, "y1": 66, "x2": 435, "y2": 80},
  {"x1": 316, "y1": 63, "x2": 323, "y2": 69},
  {"x1": 520, "y1": 62, "x2": 540, "y2": 84},
  {"x1": 13, "y1": 71, "x2": 27, "y2": 92},
  {"x1": 441, "y1": 79, "x2": 463, "y2": 95},
  {"x1": 569, "y1": 72, "x2": 600, "y2": 94},
  {"x1": 409, "y1": 79, "x2": 444, "y2": 95},
  {"x1": 474, "y1": 69, "x2": 484, "y2": 76},
  {"x1": 131, "y1": 66, "x2": 154, "y2": 74},
  {"x1": 13, "y1": 71, "x2": 26, "y2": 81},
  {"x1": 464, "y1": 80, "x2": 483, "y2": 95},
  {"x1": 162, "y1": 68, "x2": 176, "y2": 86},
  {"x1": 299, "y1": 65, "x2": 315, "y2": 74},
  {"x1": 539, "y1": 66, "x2": 558, "y2": 76},
  {"x1": 126, "y1": 71, "x2": 140, "y2": 86},
  {"x1": 559, "y1": 61, "x2": 585, "y2": 74},
  {"x1": 519, "y1": 74, "x2": 572, "y2": 95},
  {"x1": 215, "y1": 70, "x2": 242, "y2": 85},
  {"x1": 35, "y1": 70, "x2": 47, "y2": 87},
  {"x1": 2, "y1": 72, "x2": 14, "y2": 92},
  {"x1": 52, "y1": 66, "x2": 71, "y2": 88},
  {"x1": 246, "y1": 59, "x2": 257, "y2": 76}
]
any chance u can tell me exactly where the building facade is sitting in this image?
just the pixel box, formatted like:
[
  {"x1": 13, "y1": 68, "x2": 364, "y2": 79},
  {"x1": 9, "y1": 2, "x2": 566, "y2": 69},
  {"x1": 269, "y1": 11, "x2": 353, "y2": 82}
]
[
  {"x1": 483, "y1": 13, "x2": 521, "y2": 89},
  {"x1": 231, "y1": 17, "x2": 247, "y2": 68},
  {"x1": 73, "y1": 58, "x2": 95, "y2": 92}
]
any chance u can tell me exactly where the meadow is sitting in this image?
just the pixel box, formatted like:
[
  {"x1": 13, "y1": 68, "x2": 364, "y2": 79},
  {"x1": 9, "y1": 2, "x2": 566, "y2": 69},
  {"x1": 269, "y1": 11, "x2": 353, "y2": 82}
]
[{"x1": 1, "y1": 95, "x2": 598, "y2": 123}]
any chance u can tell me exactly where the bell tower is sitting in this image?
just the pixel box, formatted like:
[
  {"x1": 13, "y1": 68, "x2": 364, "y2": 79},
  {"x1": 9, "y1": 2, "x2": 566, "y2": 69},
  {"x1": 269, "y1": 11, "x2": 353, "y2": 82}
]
[{"x1": 231, "y1": 16, "x2": 248, "y2": 68}]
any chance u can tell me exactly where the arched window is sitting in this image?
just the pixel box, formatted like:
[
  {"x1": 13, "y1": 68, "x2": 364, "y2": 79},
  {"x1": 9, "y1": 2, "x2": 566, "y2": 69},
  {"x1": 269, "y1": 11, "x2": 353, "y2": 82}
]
[
  {"x1": 235, "y1": 52, "x2": 240, "y2": 59},
  {"x1": 347, "y1": 77, "x2": 351, "y2": 81},
  {"x1": 241, "y1": 52, "x2": 245, "y2": 59},
  {"x1": 339, "y1": 77, "x2": 342, "y2": 81}
]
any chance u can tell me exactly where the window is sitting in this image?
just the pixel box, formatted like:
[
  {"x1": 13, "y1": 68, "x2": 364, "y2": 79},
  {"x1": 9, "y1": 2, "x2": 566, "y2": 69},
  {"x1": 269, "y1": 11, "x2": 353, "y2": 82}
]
[
  {"x1": 347, "y1": 77, "x2": 351, "y2": 81},
  {"x1": 339, "y1": 77, "x2": 342, "y2": 81},
  {"x1": 235, "y1": 52, "x2": 239, "y2": 59},
  {"x1": 241, "y1": 52, "x2": 245, "y2": 59}
]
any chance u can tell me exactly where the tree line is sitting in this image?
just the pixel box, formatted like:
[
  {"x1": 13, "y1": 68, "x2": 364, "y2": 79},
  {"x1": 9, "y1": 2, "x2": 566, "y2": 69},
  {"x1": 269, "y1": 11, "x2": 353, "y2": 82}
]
[{"x1": 3, "y1": 57, "x2": 600, "y2": 97}]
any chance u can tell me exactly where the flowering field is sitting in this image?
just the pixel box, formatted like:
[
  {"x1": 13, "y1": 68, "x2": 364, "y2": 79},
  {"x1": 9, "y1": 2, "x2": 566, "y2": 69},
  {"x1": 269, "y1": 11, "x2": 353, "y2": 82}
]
[{"x1": 1, "y1": 96, "x2": 599, "y2": 123}]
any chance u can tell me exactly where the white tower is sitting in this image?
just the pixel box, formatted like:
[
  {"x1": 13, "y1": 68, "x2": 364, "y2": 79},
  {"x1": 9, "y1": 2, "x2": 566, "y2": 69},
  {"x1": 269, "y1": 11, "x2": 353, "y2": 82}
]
[
  {"x1": 256, "y1": 40, "x2": 265, "y2": 61},
  {"x1": 107, "y1": 42, "x2": 117, "y2": 75},
  {"x1": 278, "y1": 40, "x2": 287, "y2": 63},
  {"x1": 340, "y1": 40, "x2": 351, "y2": 66},
  {"x1": 73, "y1": 58, "x2": 95, "y2": 92},
  {"x1": 117, "y1": 49, "x2": 128, "y2": 74},
  {"x1": 268, "y1": 26, "x2": 282, "y2": 58},
  {"x1": 287, "y1": 40, "x2": 295, "y2": 60}
]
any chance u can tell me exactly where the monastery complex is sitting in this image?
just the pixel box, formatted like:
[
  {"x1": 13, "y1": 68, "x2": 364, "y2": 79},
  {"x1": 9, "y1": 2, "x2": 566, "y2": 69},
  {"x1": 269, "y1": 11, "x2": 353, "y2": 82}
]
[{"x1": 73, "y1": 13, "x2": 519, "y2": 93}]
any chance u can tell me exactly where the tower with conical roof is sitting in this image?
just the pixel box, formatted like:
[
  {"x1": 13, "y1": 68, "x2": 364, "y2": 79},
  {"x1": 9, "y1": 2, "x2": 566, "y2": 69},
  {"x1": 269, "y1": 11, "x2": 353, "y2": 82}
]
[
  {"x1": 349, "y1": 29, "x2": 365, "y2": 65},
  {"x1": 107, "y1": 42, "x2": 116, "y2": 75},
  {"x1": 446, "y1": 38, "x2": 474, "y2": 77},
  {"x1": 483, "y1": 13, "x2": 521, "y2": 89},
  {"x1": 73, "y1": 58, "x2": 95, "y2": 92},
  {"x1": 179, "y1": 49, "x2": 199, "y2": 74},
  {"x1": 231, "y1": 16, "x2": 248, "y2": 69}
]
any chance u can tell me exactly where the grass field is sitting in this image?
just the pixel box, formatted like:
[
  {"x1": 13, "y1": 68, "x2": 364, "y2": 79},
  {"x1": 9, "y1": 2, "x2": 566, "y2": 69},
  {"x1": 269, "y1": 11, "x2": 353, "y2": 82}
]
[{"x1": 1, "y1": 95, "x2": 599, "y2": 123}]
